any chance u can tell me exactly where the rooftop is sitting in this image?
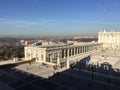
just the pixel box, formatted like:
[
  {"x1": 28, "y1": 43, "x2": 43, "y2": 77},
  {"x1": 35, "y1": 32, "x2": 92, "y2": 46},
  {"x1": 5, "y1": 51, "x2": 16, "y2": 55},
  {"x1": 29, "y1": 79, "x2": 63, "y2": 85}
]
[{"x1": 27, "y1": 42, "x2": 101, "y2": 49}]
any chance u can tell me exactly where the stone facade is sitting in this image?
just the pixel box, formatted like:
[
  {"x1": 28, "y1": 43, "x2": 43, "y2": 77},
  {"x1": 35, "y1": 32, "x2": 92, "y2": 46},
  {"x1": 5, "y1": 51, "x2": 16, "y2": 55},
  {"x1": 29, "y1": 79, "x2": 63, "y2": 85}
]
[
  {"x1": 98, "y1": 30, "x2": 120, "y2": 49},
  {"x1": 25, "y1": 43, "x2": 102, "y2": 68}
]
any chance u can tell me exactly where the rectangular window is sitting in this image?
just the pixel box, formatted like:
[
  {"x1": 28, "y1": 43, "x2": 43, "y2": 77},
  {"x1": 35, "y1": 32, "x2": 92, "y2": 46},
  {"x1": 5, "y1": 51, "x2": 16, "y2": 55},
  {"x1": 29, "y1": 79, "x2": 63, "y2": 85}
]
[
  {"x1": 41, "y1": 55, "x2": 43, "y2": 60},
  {"x1": 59, "y1": 52, "x2": 62, "y2": 58},
  {"x1": 54, "y1": 53, "x2": 57, "y2": 60}
]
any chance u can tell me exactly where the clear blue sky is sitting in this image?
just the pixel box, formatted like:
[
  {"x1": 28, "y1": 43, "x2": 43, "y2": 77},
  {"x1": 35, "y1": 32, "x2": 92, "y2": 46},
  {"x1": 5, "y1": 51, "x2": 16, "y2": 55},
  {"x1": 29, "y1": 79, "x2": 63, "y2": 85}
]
[{"x1": 0, "y1": 0, "x2": 120, "y2": 38}]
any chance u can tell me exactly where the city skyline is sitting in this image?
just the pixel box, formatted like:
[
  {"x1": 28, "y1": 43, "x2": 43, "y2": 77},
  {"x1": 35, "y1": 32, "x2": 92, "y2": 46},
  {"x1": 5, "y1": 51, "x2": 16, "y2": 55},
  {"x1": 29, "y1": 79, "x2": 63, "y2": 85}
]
[{"x1": 0, "y1": 0, "x2": 120, "y2": 38}]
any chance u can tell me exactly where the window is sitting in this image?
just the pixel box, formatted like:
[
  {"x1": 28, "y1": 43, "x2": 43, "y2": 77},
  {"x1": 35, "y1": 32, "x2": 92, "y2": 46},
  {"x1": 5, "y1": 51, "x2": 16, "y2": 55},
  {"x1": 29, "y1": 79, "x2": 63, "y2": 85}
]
[
  {"x1": 41, "y1": 55, "x2": 43, "y2": 60},
  {"x1": 36, "y1": 54, "x2": 38, "y2": 57},
  {"x1": 54, "y1": 53, "x2": 57, "y2": 60},
  {"x1": 59, "y1": 52, "x2": 62, "y2": 58}
]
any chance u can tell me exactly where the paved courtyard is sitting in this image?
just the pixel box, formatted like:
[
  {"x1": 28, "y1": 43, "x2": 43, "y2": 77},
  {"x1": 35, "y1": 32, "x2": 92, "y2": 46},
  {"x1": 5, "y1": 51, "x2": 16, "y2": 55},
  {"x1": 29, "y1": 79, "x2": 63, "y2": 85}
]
[{"x1": 89, "y1": 49, "x2": 120, "y2": 69}]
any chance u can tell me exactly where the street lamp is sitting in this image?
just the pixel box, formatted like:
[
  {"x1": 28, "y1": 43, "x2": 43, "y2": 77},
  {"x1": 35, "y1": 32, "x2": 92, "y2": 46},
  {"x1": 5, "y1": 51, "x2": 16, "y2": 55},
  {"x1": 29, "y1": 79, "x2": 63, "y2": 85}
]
[
  {"x1": 91, "y1": 63, "x2": 94, "y2": 81},
  {"x1": 108, "y1": 65, "x2": 111, "y2": 83},
  {"x1": 96, "y1": 62, "x2": 99, "y2": 72}
]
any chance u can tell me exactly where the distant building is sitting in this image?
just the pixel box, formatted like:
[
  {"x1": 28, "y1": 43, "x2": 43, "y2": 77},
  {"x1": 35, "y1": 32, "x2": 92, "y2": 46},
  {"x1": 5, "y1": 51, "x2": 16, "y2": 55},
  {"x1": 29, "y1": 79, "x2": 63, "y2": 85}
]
[
  {"x1": 73, "y1": 35, "x2": 97, "y2": 39},
  {"x1": 98, "y1": 30, "x2": 120, "y2": 49},
  {"x1": 40, "y1": 40, "x2": 55, "y2": 45},
  {"x1": 20, "y1": 39, "x2": 58, "y2": 46},
  {"x1": 20, "y1": 40, "x2": 38, "y2": 46},
  {"x1": 67, "y1": 40, "x2": 78, "y2": 44},
  {"x1": 20, "y1": 40, "x2": 25, "y2": 45}
]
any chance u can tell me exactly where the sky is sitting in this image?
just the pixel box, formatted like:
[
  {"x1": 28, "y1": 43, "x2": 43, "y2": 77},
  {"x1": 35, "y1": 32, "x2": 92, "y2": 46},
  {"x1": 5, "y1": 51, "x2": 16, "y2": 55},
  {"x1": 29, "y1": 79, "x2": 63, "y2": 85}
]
[{"x1": 0, "y1": 0, "x2": 120, "y2": 38}]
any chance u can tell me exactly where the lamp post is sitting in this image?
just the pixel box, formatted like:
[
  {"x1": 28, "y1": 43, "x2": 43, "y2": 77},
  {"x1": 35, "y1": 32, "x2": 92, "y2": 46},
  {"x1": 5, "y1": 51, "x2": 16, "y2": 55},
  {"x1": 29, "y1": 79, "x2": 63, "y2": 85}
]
[
  {"x1": 108, "y1": 65, "x2": 111, "y2": 83},
  {"x1": 91, "y1": 63, "x2": 94, "y2": 81},
  {"x1": 86, "y1": 60, "x2": 88, "y2": 70},
  {"x1": 97, "y1": 62, "x2": 99, "y2": 72}
]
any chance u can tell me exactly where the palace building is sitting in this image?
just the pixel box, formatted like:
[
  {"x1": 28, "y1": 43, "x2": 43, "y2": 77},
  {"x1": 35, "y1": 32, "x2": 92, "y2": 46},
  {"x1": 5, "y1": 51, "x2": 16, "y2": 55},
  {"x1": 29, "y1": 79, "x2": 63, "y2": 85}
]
[
  {"x1": 25, "y1": 42, "x2": 102, "y2": 68},
  {"x1": 98, "y1": 30, "x2": 120, "y2": 49}
]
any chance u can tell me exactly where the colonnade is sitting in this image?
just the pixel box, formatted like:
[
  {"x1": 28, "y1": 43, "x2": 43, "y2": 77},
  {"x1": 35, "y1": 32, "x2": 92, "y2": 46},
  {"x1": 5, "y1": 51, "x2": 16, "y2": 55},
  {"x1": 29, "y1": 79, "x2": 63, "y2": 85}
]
[{"x1": 46, "y1": 43, "x2": 102, "y2": 68}]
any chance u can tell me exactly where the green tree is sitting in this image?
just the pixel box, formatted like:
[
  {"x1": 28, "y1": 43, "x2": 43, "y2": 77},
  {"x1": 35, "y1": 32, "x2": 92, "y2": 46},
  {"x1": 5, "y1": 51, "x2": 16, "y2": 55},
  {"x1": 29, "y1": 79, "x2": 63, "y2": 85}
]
[{"x1": 14, "y1": 45, "x2": 24, "y2": 58}]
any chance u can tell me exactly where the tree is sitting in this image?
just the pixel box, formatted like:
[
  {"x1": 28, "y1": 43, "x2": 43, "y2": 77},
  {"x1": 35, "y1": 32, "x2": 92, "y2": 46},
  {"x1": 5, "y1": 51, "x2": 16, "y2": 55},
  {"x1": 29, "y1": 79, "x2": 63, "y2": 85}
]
[{"x1": 14, "y1": 45, "x2": 24, "y2": 58}]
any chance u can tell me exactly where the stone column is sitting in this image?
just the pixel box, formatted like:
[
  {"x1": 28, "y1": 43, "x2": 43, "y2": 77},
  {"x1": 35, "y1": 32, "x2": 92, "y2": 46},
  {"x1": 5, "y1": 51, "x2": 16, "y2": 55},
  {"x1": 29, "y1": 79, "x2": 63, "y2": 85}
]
[
  {"x1": 84, "y1": 46, "x2": 85, "y2": 53},
  {"x1": 53, "y1": 53, "x2": 54, "y2": 62},
  {"x1": 83, "y1": 46, "x2": 84, "y2": 53},
  {"x1": 66, "y1": 58, "x2": 69, "y2": 69},
  {"x1": 50, "y1": 54, "x2": 53, "y2": 63},
  {"x1": 66, "y1": 49, "x2": 70, "y2": 69},
  {"x1": 86, "y1": 46, "x2": 88, "y2": 52},
  {"x1": 74, "y1": 48, "x2": 75, "y2": 56},
  {"x1": 78, "y1": 47, "x2": 79, "y2": 54},
  {"x1": 80, "y1": 47, "x2": 82, "y2": 54},
  {"x1": 85, "y1": 46, "x2": 86, "y2": 52},
  {"x1": 88, "y1": 46, "x2": 90, "y2": 52},
  {"x1": 85, "y1": 46, "x2": 87, "y2": 52},
  {"x1": 57, "y1": 52, "x2": 60, "y2": 66},
  {"x1": 81, "y1": 46, "x2": 83, "y2": 53},
  {"x1": 30, "y1": 50, "x2": 32, "y2": 60},
  {"x1": 71, "y1": 48, "x2": 73, "y2": 57},
  {"x1": 77, "y1": 47, "x2": 78, "y2": 55}
]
